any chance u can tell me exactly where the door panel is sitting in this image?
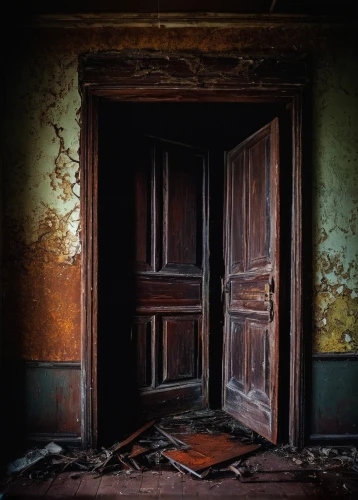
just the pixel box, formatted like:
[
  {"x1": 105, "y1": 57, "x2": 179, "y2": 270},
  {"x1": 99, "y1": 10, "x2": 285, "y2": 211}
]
[
  {"x1": 247, "y1": 136, "x2": 271, "y2": 269},
  {"x1": 133, "y1": 139, "x2": 208, "y2": 417},
  {"x1": 135, "y1": 277, "x2": 202, "y2": 309},
  {"x1": 223, "y1": 119, "x2": 280, "y2": 443},
  {"x1": 132, "y1": 316, "x2": 154, "y2": 389},
  {"x1": 162, "y1": 148, "x2": 203, "y2": 274},
  {"x1": 229, "y1": 151, "x2": 245, "y2": 274},
  {"x1": 134, "y1": 145, "x2": 155, "y2": 272},
  {"x1": 161, "y1": 315, "x2": 201, "y2": 384}
]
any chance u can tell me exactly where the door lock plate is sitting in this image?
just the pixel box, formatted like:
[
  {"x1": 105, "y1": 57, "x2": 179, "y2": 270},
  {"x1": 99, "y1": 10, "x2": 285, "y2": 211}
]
[{"x1": 264, "y1": 281, "x2": 274, "y2": 321}]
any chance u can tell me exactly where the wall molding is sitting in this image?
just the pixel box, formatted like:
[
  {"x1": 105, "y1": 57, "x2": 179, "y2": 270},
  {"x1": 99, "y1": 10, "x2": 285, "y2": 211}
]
[
  {"x1": 22, "y1": 12, "x2": 355, "y2": 29},
  {"x1": 26, "y1": 361, "x2": 81, "y2": 368},
  {"x1": 310, "y1": 355, "x2": 358, "y2": 443},
  {"x1": 310, "y1": 434, "x2": 358, "y2": 442},
  {"x1": 25, "y1": 361, "x2": 81, "y2": 446},
  {"x1": 312, "y1": 352, "x2": 358, "y2": 360}
]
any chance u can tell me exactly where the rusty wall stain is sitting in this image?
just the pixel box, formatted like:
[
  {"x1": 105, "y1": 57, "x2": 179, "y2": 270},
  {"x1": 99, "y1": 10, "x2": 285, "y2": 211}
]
[
  {"x1": 3, "y1": 198, "x2": 81, "y2": 360},
  {"x1": 3, "y1": 251, "x2": 81, "y2": 361}
]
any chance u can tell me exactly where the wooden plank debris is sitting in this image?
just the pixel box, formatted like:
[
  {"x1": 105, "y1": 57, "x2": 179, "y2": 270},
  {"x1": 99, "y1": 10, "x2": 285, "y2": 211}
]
[
  {"x1": 110, "y1": 419, "x2": 156, "y2": 454},
  {"x1": 162, "y1": 432, "x2": 260, "y2": 476},
  {"x1": 2, "y1": 411, "x2": 262, "y2": 481}
]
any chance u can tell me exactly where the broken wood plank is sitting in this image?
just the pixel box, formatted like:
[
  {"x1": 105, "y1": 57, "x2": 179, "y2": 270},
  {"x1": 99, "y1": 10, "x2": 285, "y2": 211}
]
[
  {"x1": 96, "y1": 419, "x2": 156, "y2": 473},
  {"x1": 129, "y1": 458, "x2": 141, "y2": 470},
  {"x1": 154, "y1": 425, "x2": 189, "y2": 449},
  {"x1": 129, "y1": 444, "x2": 151, "y2": 459},
  {"x1": 111, "y1": 419, "x2": 156, "y2": 454},
  {"x1": 116, "y1": 453, "x2": 132, "y2": 470}
]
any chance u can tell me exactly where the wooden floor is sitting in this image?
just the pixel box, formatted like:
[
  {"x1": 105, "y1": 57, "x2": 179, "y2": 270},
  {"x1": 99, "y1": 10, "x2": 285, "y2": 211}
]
[
  {"x1": 1, "y1": 450, "x2": 357, "y2": 499},
  {"x1": 0, "y1": 469, "x2": 325, "y2": 499}
]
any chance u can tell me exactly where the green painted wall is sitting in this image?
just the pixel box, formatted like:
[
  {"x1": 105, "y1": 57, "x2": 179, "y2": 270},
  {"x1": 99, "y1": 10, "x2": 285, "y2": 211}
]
[{"x1": 312, "y1": 38, "x2": 358, "y2": 353}]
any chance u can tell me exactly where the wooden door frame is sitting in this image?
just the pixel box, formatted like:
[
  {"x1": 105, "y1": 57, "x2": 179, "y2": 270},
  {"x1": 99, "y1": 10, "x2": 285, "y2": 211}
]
[{"x1": 79, "y1": 50, "x2": 308, "y2": 449}]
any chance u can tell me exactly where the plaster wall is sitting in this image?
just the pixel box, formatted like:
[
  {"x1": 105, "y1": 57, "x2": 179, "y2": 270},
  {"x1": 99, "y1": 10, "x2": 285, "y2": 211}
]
[
  {"x1": 312, "y1": 40, "x2": 358, "y2": 352},
  {"x1": 1, "y1": 25, "x2": 357, "y2": 439}
]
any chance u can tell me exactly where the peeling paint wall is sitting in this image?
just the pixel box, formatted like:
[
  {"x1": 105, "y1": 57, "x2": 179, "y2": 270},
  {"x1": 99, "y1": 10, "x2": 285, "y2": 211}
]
[
  {"x1": 3, "y1": 33, "x2": 81, "y2": 361},
  {"x1": 312, "y1": 37, "x2": 358, "y2": 353},
  {"x1": 1, "y1": 27, "x2": 357, "y2": 361}
]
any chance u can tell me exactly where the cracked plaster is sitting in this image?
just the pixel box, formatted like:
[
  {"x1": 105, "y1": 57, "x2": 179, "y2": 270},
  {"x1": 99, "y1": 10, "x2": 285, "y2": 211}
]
[{"x1": 1, "y1": 26, "x2": 358, "y2": 359}]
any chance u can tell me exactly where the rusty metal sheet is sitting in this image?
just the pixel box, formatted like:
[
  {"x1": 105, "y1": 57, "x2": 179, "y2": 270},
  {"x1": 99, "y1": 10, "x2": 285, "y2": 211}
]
[{"x1": 162, "y1": 432, "x2": 260, "y2": 472}]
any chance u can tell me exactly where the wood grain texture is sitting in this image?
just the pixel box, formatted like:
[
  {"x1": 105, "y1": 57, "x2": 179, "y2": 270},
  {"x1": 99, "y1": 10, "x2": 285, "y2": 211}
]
[
  {"x1": 130, "y1": 139, "x2": 208, "y2": 417},
  {"x1": 80, "y1": 52, "x2": 306, "y2": 448},
  {"x1": 223, "y1": 119, "x2": 280, "y2": 443},
  {"x1": 79, "y1": 52, "x2": 307, "y2": 90}
]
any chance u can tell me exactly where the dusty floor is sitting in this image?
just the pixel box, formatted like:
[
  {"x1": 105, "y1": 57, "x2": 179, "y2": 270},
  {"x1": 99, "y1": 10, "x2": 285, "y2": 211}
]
[
  {"x1": 1, "y1": 410, "x2": 357, "y2": 498},
  {"x1": 1, "y1": 451, "x2": 358, "y2": 498}
]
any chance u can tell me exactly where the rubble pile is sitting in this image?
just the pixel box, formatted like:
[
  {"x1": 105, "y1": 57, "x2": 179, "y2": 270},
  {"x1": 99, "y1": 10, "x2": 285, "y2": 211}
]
[{"x1": 2, "y1": 409, "x2": 357, "y2": 488}]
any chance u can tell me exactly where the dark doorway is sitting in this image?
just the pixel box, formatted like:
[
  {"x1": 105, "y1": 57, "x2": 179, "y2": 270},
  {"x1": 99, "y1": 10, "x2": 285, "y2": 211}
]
[{"x1": 96, "y1": 101, "x2": 291, "y2": 447}]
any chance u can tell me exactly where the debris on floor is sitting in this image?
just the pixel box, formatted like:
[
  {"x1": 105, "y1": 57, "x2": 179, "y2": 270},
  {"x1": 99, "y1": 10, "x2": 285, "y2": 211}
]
[
  {"x1": 6, "y1": 441, "x2": 64, "y2": 475},
  {"x1": 162, "y1": 432, "x2": 260, "y2": 478},
  {"x1": 1, "y1": 408, "x2": 357, "y2": 493},
  {"x1": 273, "y1": 443, "x2": 358, "y2": 470}
]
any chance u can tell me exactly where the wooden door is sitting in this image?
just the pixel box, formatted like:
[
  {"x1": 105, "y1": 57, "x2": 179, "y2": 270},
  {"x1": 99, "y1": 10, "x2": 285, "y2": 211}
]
[
  {"x1": 133, "y1": 137, "x2": 209, "y2": 417},
  {"x1": 222, "y1": 119, "x2": 280, "y2": 443}
]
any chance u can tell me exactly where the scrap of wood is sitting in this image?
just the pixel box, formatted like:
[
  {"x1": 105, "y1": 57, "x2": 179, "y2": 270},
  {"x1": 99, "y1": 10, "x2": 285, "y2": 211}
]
[
  {"x1": 129, "y1": 458, "x2": 141, "y2": 470},
  {"x1": 129, "y1": 444, "x2": 150, "y2": 459},
  {"x1": 154, "y1": 425, "x2": 189, "y2": 449},
  {"x1": 111, "y1": 420, "x2": 156, "y2": 454},
  {"x1": 164, "y1": 455, "x2": 210, "y2": 479},
  {"x1": 96, "y1": 454, "x2": 116, "y2": 475},
  {"x1": 116, "y1": 453, "x2": 132, "y2": 470},
  {"x1": 228, "y1": 464, "x2": 243, "y2": 479},
  {"x1": 97, "y1": 420, "x2": 156, "y2": 473}
]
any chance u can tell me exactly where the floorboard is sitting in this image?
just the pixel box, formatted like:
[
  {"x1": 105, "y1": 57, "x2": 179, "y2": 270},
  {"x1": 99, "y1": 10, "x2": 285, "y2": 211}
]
[
  {"x1": 45, "y1": 472, "x2": 82, "y2": 498},
  {"x1": 0, "y1": 476, "x2": 54, "y2": 498},
  {"x1": 182, "y1": 475, "x2": 212, "y2": 498},
  {"x1": 75, "y1": 472, "x2": 101, "y2": 498},
  {"x1": 158, "y1": 471, "x2": 183, "y2": 498},
  {"x1": 139, "y1": 471, "x2": 160, "y2": 498},
  {"x1": 117, "y1": 471, "x2": 144, "y2": 497}
]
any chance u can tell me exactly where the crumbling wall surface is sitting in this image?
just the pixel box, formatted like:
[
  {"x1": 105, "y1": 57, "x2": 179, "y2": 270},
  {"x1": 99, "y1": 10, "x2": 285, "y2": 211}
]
[
  {"x1": 3, "y1": 26, "x2": 357, "y2": 359},
  {"x1": 3, "y1": 33, "x2": 81, "y2": 361},
  {"x1": 2, "y1": 24, "x2": 331, "y2": 362},
  {"x1": 1, "y1": 28, "x2": 318, "y2": 361},
  {"x1": 312, "y1": 33, "x2": 358, "y2": 353}
]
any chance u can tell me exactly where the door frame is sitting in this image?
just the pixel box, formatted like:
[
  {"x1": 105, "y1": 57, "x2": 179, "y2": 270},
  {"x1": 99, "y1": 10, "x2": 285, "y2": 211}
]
[{"x1": 79, "y1": 50, "x2": 308, "y2": 449}]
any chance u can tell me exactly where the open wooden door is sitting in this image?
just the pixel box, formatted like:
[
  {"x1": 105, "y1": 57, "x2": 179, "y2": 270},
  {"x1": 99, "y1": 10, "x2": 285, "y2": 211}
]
[
  {"x1": 222, "y1": 119, "x2": 280, "y2": 444},
  {"x1": 131, "y1": 137, "x2": 209, "y2": 417}
]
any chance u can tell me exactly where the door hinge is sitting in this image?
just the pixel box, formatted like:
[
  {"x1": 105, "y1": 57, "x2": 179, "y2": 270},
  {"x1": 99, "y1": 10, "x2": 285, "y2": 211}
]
[{"x1": 264, "y1": 280, "x2": 274, "y2": 322}]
